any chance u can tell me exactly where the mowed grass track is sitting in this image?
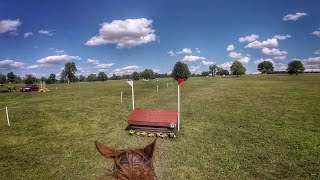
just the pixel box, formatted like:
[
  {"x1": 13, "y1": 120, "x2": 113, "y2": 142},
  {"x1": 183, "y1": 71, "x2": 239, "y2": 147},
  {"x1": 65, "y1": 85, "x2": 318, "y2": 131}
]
[{"x1": 0, "y1": 74, "x2": 319, "y2": 179}]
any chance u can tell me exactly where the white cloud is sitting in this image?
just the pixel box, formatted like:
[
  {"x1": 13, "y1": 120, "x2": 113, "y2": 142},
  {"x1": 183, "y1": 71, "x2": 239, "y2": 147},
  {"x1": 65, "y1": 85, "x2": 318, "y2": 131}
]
[
  {"x1": 190, "y1": 66, "x2": 200, "y2": 72},
  {"x1": 195, "y1": 48, "x2": 201, "y2": 53},
  {"x1": 24, "y1": 32, "x2": 33, "y2": 38},
  {"x1": 302, "y1": 57, "x2": 320, "y2": 71},
  {"x1": 0, "y1": 19, "x2": 22, "y2": 34},
  {"x1": 153, "y1": 69, "x2": 160, "y2": 73},
  {"x1": 273, "y1": 34, "x2": 291, "y2": 40},
  {"x1": 283, "y1": 12, "x2": 308, "y2": 21},
  {"x1": 220, "y1": 61, "x2": 233, "y2": 70},
  {"x1": 112, "y1": 65, "x2": 142, "y2": 75},
  {"x1": 254, "y1": 58, "x2": 274, "y2": 64},
  {"x1": 182, "y1": 55, "x2": 206, "y2": 63},
  {"x1": 85, "y1": 18, "x2": 156, "y2": 48},
  {"x1": 245, "y1": 38, "x2": 278, "y2": 49},
  {"x1": 177, "y1": 48, "x2": 192, "y2": 54},
  {"x1": 27, "y1": 54, "x2": 81, "y2": 69},
  {"x1": 226, "y1": 45, "x2": 235, "y2": 51},
  {"x1": 311, "y1": 31, "x2": 320, "y2": 37},
  {"x1": 315, "y1": 50, "x2": 320, "y2": 55},
  {"x1": 38, "y1": 30, "x2": 54, "y2": 36},
  {"x1": 87, "y1": 59, "x2": 100, "y2": 65},
  {"x1": 239, "y1": 34, "x2": 259, "y2": 43},
  {"x1": 167, "y1": 51, "x2": 176, "y2": 56},
  {"x1": 274, "y1": 56, "x2": 286, "y2": 60},
  {"x1": 97, "y1": 63, "x2": 114, "y2": 69},
  {"x1": 201, "y1": 60, "x2": 215, "y2": 66},
  {"x1": 238, "y1": 57, "x2": 251, "y2": 64},
  {"x1": 261, "y1": 48, "x2": 288, "y2": 56},
  {"x1": 274, "y1": 63, "x2": 287, "y2": 71},
  {"x1": 50, "y1": 48, "x2": 64, "y2": 54},
  {"x1": 0, "y1": 59, "x2": 24, "y2": 69},
  {"x1": 228, "y1": 51, "x2": 243, "y2": 58}
]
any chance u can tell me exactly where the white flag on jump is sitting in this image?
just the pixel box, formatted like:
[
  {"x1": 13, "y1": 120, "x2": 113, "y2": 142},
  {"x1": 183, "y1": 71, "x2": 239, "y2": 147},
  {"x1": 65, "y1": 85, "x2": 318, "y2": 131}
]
[{"x1": 127, "y1": 80, "x2": 133, "y2": 87}]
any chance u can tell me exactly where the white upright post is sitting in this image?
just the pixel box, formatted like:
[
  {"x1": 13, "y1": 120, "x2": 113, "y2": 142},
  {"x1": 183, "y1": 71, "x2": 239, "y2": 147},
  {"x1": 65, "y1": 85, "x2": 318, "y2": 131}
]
[
  {"x1": 43, "y1": 81, "x2": 45, "y2": 88},
  {"x1": 120, "y1": 91, "x2": 123, "y2": 104},
  {"x1": 177, "y1": 85, "x2": 180, "y2": 131},
  {"x1": 40, "y1": 81, "x2": 42, "y2": 89},
  {"x1": 157, "y1": 85, "x2": 159, "y2": 92},
  {"x1": 6, "y1": 106, "x2": 10, "y2": 126},
  {"x1": 132, "y1": 84, "x2": 135, "y2": 110}
]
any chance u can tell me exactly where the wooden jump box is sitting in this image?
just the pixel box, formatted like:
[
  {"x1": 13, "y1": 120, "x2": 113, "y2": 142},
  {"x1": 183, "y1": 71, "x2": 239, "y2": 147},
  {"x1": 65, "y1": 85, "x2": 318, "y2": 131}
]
[{"x1": 128, "y1": 109, "x2": 178, "y2": 134}]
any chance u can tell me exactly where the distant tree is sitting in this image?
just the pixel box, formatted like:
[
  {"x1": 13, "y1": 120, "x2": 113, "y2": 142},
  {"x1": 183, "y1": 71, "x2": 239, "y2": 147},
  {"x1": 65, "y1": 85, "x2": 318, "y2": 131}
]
[
  {"x1": 0, "y1": 74, "x2": 6, "y2": 84},
  {"x1": 201, "y1": 71, "x2": 210, "y2": 76},
  {"x1": 61, "y1": 62, "x2": 77, "y2": 83},
  {"x1": 79, "y1": 75, "x2": 86, "y2": 82},
  {"x1": 131, "y1": 71, "x2": 140, "y2": 80},
  {"x1": 217, "y1": 67, "x2": 224, "y2": 76},
  {"x1": 14, "y1": 76, "x2": 23, "y2": 83},
  {"x1": 141, "y1": 69, "x2": 155, "y2": 79},
  {"x1": 209, "y1": 64, "x2": 218, "y2": 77},
  {"x1": 191, "y1": 73, "x2": 197, "y2": 77},
  {"x1": 230, "y1": 61, "x2": 246, "y2": 77},
  {"x1": 171, "y1": 61, "x2": 191, "y2": 81},
  {"x1": 7, "y1": 72, "x2": 16, "y2": 83},
  {"x1": 258, "y1": 61, "x2": 274, "y2": 74},
  {"x1": 40, "y1": 77, "x2": 47, "y2": 82},
  {"x1": 287, "y1": 60, "x2": 305, "y2": 75},
  {"x1": 223, "y1": 69, "x2": 230, "y2": 76},
  {"x1": 97, "y1": 72, "x2": 108, "y2": 81},
  {"x1": 48, "y1": 74, "x2": 56, "y2": 84},
  {"x1": 25, "y1": 74, "x2": 36, "y2": 84},
  {"x1": 87, "y1": 74, "x2": 98, "y2": 81}
]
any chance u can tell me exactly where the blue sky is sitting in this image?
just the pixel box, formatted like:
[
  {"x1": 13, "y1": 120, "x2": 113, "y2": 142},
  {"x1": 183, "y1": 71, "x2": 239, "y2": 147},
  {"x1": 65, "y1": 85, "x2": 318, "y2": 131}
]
[{"x1": 0, "y1": 0, "x2": 319, "y2": 78}]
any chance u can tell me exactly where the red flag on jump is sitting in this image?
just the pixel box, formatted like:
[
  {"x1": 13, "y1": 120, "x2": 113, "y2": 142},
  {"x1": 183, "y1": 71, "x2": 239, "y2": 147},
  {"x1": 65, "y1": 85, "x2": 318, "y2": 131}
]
[{"x1": 178, "y1": 78, "x2": 185, "y2": 86}]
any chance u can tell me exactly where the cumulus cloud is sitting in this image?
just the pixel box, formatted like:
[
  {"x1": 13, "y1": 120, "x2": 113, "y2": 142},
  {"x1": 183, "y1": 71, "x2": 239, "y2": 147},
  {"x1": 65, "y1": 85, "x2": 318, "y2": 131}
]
[
  {"x1": 27, "y1": 54, "x2": 81, "y2": 69},
  {"x1": 220, "y1": 61, "x2": 233, "y2": 70},
  {"x1": 87, "y1": 59, "x2": 100, "y2": 65},
  {"x1": 226, "y1": 45, "x2": 235, "y2": 51},
  {"x1": 315, "y1": 50, "x2": 320, "y2": 55},
  {"x1": 38, "y1": 30, "x2": 54, "y2": 36},
  {"x1": 201, "y1": 60, "x2": 215, "y2": 66},
  {"x1": 274, "y1": 56, "x2": 286, "y2": 60},
  {"x1": 274, "y1": 63, "x2": 287, "y2": 71},
  {"x1": 50, "y1": 48, "x2": 64, "y2": 53},
  {"x1": 97, "y1": 63, "x2": 114, "y2": 69},
  {"x1": 177, "y1": 48, "x2": 192, "y2": 54},
  {"x1": 228, "y1": 51, "x2": 243, "y2": 58},
  {"x1": 85, "y1": 18, "x2": 156, "y2": 48},
  {"x1": 239, "y1": 34, "x2": 259, "y2": 43},
  {"x1": 261, "y1": 48, "x2": 288, "y2": 56},
  {"x1": 254, "y1": 58, "x2": 274, "y2": 64},
  {"x1": 273, "y1": 34, "x2": 291, "y2": 40},
  {"x1": 283, "y1": 12, "x2": 308, "y2": 21},
  {"x1": 112, "y1": 65, "x2": 142, "y2": 75},
  {"x1": 245, "y1": 38, "x2": 278, "y2": 49},
  {"x1": 302, "y1": 57, "x2": 320, "y2": 72},
  {"x1": 238, "y1": 57, "x2": 251, "y2": 64},
  {"x1": 195, "y1": 48, "x2": 201, "y2": 53},
  {"x1": 311, "y1": 31, "x2": 320, "y2": 37},
  {"x1": 0, "y1": 59, "x2": 24, "y2": 69},
  {"x1": 190, "y1": 66, "x2": 200, "y2": 72},
  {"x1": 0, "y1": 19, "x2": 22, "y2": 34},
  {"x1": 24, "y1": 32, "x2": 33, "y2": 38},
  {"x1": 182, "y1": 55, "x2": 206, "y2": 63},
  {"x1": 168, "y1": 51, "x2": 176, "y2": 56}
]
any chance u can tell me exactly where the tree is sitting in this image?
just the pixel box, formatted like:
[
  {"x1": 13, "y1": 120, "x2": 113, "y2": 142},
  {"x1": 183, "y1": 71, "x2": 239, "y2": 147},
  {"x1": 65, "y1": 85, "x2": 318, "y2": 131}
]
[
  {"x1": 40, "y1": 77, "x2": 47, "y2": 82},
  {"x1": 287, "y1": 60, "x2": 304, "y2": 75},
  {"x1": 223, "y1": 69, "x2": 229, "y2": 76},
  {"x1": 87, "y1": 74, "x2": 98, "y2": 81},
  {"x1": 209, "y1": 64, "x2": 218, "y2": 77},
  {"x1": 217, "y1": 67, "x2": 224, "y2": 76},
  {"x1": 48, "y1": 74, "x2": 56, "y2": 84},
  {"x1": 61, "y1": 62, "x2": 77, "y2": 83},
  {"x1": 0, "y1": 74, "x2": 6, "y2": 84},
  {"x1": 141, "y1": 69, "x2": 155, "y2": 79},
  {"x1": 98, "y1": 72, "x2": 108, "y2": 81},
  {"x1": 79, "y1": 75, "x2": 86, "y2": 82},
  {"x1": 230, "y1": 61, "x2": 246, "y2": 77},
  {"x1": 25, "y1": 74, "x2": 36, "y2": 84},
  {"x1": 7, "y1": 72, "x2": 16, "y2": 83},
  {"x1": 131, "y1": 71, "x2": 140, "y2": 80},
  {"x1": 171, "y1": 61, "x2": 191, "y2": 81},
  {"x1": 201, "y1": 71, "x2": 210, "y2": 76},
  {"x1": 258, "y1": 61, "x2": 274, "y2": 74}
]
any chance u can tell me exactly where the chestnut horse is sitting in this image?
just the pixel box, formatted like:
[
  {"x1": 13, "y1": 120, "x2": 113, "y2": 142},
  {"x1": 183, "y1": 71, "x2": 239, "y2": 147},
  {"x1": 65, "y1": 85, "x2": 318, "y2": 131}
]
[{"x1": 95, "y1": 139, "x2": 156, "y2": 180}]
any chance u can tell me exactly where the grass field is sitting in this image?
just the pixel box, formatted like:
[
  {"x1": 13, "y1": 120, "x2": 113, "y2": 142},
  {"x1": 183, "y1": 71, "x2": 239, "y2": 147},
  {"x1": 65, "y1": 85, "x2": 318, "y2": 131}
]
[{"x1": 0, "y1": 74, "x2": 319, "y2": 179}]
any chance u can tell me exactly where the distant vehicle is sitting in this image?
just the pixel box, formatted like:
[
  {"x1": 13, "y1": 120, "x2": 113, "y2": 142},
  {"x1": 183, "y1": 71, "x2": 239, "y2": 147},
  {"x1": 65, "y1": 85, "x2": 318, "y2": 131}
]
[{"x1": 20, "y1": 84, "x2": 39, "y2": 92}]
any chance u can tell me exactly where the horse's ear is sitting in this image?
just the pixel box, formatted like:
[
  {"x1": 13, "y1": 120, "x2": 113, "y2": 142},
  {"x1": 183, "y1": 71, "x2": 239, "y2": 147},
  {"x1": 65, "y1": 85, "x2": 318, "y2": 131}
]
[
  {"x1": 143, "y1": 139, "x2": 156, "y2": 159},
  {"x1": 95, "y1": 141, "x2": 118, "y2": 158}
]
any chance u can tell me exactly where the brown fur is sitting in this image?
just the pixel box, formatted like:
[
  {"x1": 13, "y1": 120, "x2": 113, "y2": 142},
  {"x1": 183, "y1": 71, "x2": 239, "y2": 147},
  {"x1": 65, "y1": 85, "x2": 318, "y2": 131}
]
[{"x1": 95, "y1": 140, "x2": 156, "y2": 180}]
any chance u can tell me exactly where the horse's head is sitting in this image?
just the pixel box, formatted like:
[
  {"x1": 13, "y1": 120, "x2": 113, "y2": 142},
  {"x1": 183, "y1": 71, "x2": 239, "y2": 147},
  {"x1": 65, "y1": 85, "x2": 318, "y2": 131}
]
[{"x1": 95, "y1": 139, "x2": 156, "y2": 180}]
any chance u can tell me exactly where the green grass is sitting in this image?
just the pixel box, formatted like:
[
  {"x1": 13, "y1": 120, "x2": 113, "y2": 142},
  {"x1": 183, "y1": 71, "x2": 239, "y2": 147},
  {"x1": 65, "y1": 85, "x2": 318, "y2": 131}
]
[{"x1": 0, "y1": 74, "x2": 319, "y2": 179}]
